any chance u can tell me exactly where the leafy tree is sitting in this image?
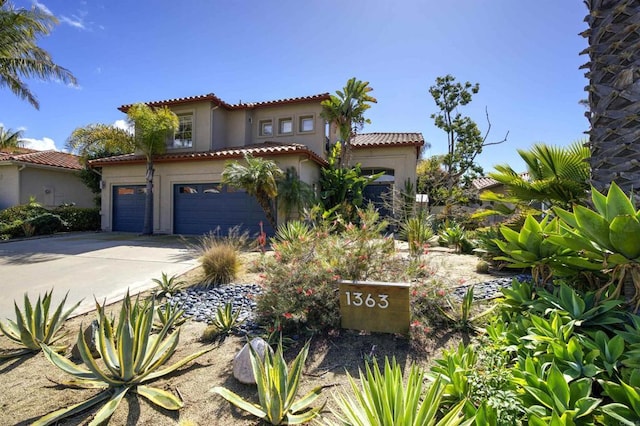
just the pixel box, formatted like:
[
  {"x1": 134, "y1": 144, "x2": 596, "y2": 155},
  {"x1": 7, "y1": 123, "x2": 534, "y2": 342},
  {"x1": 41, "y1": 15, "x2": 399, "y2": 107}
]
[
  {"x1": 319, "y1": 143, "x2": 380, "y2": 224},
  {"x1": 66, "y1": 124, "x2": 136, "y2": 206},
  {"x1": 126, "y1": 103, "x2": 179, "y2": 235},
  {"x1": 222, "y1": 153, "x2": 284, "y2": 229},
  {"x1": 428, "y1": 75, "x2": 507, "y2": 211},
  {"x1": 0, "y1": 0, "x2": 76, "y2": 109},
  {"x1": 0, "y1": 125, "x2": 23, "y2": 150},
  {"x1": 321, "y1": 77, "x2": 377, "y2": 167}
]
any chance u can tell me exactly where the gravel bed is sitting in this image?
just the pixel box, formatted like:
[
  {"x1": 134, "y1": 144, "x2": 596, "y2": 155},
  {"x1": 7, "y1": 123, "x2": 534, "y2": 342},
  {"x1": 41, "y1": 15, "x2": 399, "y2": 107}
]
[
  {"x1": 167, "y1": 284, "x2": 263, "y2": 335},
  {"x1": 167, "y1": 274, "x2": 534, "y2": 334},
  {"x1": 451, "y1": 274, "x2": 533, "y2": 301}
]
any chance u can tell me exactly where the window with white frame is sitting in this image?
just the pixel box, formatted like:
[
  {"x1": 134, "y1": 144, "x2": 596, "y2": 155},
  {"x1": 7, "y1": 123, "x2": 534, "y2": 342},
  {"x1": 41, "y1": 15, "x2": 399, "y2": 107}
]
[
  {"x1": 259, "y1": 119, "x2": 273, "y2": 137},
  {"x1": 299, "y1": 115, "x2": 314, "y2": 133},
  {"x1": 168, "y1": 114, "x2": 193, "y2": 149},
  {"x1": 279, "y1": 117, "x2": 293, "y2": 135}
]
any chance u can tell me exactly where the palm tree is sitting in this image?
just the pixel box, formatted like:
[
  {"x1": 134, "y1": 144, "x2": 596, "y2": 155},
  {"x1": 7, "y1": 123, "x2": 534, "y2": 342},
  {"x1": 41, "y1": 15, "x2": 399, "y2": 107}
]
[
  {"x1": 126, "y1": 103, "x2": 179, "y2": 235},
  {"x1": 277, "y1": 167, "x2": 315, "y2": 221},
  {"x1": 66, "y1": 124, "x2": 135, "y2": 163},
  {"x1": 0, "y1": 125, "x2": 23, "y2": 150},
  {"x1": 222, "y1": 153, "x2": 284, "y2": 229},
  {"x1": 0, "y1": 1, "x2": 77, "y2": 110},
  {"x1": 582, "y1": 0, "x2": 640, "y2": 194},
  {"x1": 486, "y1": 141, "x2": 591, "y2": 210},
  {"x1": 321, "y1": 78, "x2": 377, "y2": 168}
]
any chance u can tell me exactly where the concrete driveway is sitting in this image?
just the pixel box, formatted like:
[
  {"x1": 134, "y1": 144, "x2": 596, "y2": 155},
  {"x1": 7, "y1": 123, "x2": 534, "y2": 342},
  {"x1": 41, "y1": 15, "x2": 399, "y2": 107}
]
[{"x1": 0, "y1": 233, "x2": 199, "y2": 320}]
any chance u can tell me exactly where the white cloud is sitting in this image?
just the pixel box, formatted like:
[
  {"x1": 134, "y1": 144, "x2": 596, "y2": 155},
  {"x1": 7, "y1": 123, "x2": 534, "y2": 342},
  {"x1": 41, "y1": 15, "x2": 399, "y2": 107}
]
[
  {"x1": 33, "y1": 1, "x2": 53, "y2": 16},
  {"x1": 113, "y1": 119, "x2": 133, "y2": 134},
  {"x1": 20, "y1": 137, "x2": 58, "y2": 151},
  {"x1": 60, "y1": 15, "x2": 86, "y2": 29}
]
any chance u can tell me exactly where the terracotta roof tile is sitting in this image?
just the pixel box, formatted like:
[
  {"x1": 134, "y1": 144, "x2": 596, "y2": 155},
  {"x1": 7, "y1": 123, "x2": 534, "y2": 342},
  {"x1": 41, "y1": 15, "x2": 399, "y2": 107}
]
[
  {"x1": 352, "y1": 132, "x2": 424, "y2": 149},
  {"x1": 118, "y1": 92, "x2": 330, "y2": 112},
  {"x1": 89, "y1": 142, "x2": 327, "y2": 167},
  {"x1": 0, "y1": 150, "x2": 83, "y2": 170}
]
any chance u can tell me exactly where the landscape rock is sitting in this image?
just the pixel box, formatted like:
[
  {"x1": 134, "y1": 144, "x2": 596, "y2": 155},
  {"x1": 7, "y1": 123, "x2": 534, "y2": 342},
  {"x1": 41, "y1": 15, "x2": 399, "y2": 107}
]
[
  {"x1": 71, "y1": 319, "x2": 100, "y2": 360},
  {"x1": 232, "y1": 337, "x2": 272, "y2": 384}
]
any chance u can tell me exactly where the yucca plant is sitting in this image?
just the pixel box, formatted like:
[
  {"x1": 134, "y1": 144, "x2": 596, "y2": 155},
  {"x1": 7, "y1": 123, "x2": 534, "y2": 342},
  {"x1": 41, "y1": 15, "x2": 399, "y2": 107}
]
[
  {"x1": 439, "y1": 223, "x2": 467, "y2": 254},
  {"x1": 549, "y1": 182, "x2": 640, "y2": 308},
  {"x1": 0, "y1": 290, "x2": 80, "y2": 359},
  {"x1": 152, "y1": 272, "x2": 185, "y2": 298},
  {"x1": 272, "y1": 220, "x2": 312, "y2": 244},
  {"x1": 400, "y1": 213, "x2": 437, "y2": 256},
  {"x1": 35, "y1": 293, "x2": 211, "y2": 425},
  {"x1": 211, "y1": 340, "x2": 324, "y2": 425},
  {"x1": 329, "y1": 357, "x2": 471, "y2": 426},
  {"x1": 440, "y1": 286, "x2": 496, "y2": 332}
]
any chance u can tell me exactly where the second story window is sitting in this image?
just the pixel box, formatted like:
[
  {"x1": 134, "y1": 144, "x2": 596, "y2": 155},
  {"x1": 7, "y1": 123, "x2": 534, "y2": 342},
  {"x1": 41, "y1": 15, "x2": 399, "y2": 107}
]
[
  {"x1": 259, "y1": 119, "x2": 273, "y2": 137},
  {"x1": 279, "y1": 118, "x2": 293, "y2": 135},
  {"x1": 169, "y1": 114, "x2": 193, "y2": 149},
  {"x1": 299, "y1": 115, "x2": 314, "y2": 133}
]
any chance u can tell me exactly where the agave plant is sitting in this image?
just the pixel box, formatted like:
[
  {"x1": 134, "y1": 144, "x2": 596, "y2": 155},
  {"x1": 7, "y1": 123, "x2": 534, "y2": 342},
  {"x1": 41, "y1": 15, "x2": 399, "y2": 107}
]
[
  {"x1": 550, "y1": 182, "x2": 640, "y2": 308},
  {"x1": 211, "y1": 340, "x2": 324, "y2": 425},
  {"x1": 152, "y1": 272, "x2": 185, "y2": 298},
  {"x1": 209, "y1": 301, "x2": 243, "y2": 336},
  {"x1": 439, "y1": 223, "x2": 467, "y2": 254},
  {"x1": 154, "y1": 301, "x2": 186, "y2": 331},
  {"x1": 440, "y1": 286, "x2": 496, "y2": 332},
  {"x1": 0, "y1": 290, "x2": 80, "y2": 359},
  {"x1": 35, "y1": 293, "x2": 211, "y2": 425},
  {"x1": 329, "y1": 357, "x2": 471, "y2": 426},
  {"x1": 494, "y1": 215, "x2": 597, "y2": 285},
  {"x1": 272, "y1": 219, "x2": 312, "y2": 244}
]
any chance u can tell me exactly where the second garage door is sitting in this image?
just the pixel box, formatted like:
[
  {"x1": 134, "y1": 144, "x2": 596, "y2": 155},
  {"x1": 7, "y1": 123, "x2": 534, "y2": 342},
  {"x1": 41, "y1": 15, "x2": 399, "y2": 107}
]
[{"x1": 174, "y1": 183, "x2": 274, "y2": 236}]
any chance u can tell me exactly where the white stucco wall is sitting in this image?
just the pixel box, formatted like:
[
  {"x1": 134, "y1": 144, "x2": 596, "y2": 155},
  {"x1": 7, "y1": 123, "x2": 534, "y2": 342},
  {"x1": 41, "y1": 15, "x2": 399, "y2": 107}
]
[
  {"x1": 20, "y1": 167, "x2": 94, "y2": 208},
  {"x1": 0, "y1": 165, "x2": 20, "y2": 210},
  {"x1": 351, "y1": 146, "x2": 420, "y2": 188}
]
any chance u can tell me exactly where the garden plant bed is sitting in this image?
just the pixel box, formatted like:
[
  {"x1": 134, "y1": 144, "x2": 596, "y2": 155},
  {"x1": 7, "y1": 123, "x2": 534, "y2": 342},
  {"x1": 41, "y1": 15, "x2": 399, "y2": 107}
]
[{"x1": 0, "y1": 249, "x2": 499, "y2": 425}]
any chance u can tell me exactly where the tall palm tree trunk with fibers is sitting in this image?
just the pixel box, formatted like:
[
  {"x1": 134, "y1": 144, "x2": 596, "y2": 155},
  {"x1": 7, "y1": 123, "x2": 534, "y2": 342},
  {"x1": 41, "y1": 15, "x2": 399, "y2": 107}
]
[{"x1": 581, "y1": 0, "x2": 640, "y2": 195}]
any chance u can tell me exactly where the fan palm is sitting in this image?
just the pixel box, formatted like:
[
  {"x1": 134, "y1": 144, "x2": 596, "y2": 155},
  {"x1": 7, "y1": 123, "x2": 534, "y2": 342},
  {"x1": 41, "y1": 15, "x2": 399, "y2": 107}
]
[
  {"x1": 222, "y1": 153, "x2": 283, "y2": 228},
  {"x1": 582, "y1": 0, "x2": 640, "y2": 194},
  {"x1": 66, "y1": 124, "x2": 135, "y2": 164},
  {"x1": 321, "y1": 78, "x2": 377, "y2": 167},
  {"x1": 0, "y1": 125, "x2": 23, "y2": 150},
  {"x1": 484, "y1": 141, "x2": 590, "y2": 210},
  {"x1": 0, "y1": 0, "x2": 77, "y2": 109},
  {"x1": 126, "y1": 103, "x2": 179, "y2": 235}
]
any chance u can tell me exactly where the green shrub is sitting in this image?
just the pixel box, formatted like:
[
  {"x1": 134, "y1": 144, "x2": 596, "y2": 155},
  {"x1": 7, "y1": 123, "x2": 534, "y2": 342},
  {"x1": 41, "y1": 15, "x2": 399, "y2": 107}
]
[
  {"x1": 399, "y1": 213, "x2": 436, "y2": 256},
  {"x1": 26, "y1": 212, "x2": 65, "y2": 235},
  {"x1": 0, "y1": 203, "x2": 48, "y2": 223},
  {"x1": 52, "y1": 206, "x2": 100, "y2": 231},
  {"x1": 272, "y1": 219, "x2": 312, "y2": 244},
  {"x1": 258, "y1": 206, "x2": 397, "y2": 335},
  {"x1": 438, "y1": 223, "x2": 468, "y2": 254},
  {"x1": 200, "y1": 242, "x2": 240, "y2": 287}
]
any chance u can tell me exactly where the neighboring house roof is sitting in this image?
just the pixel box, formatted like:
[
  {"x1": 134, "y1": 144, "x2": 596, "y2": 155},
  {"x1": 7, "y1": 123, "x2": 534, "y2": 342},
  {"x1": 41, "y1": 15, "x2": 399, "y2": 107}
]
[
  {"x1": 89, "y1": 142, "x2": 328, "y2": 167},
  {"x1": 472, "y1": 172, "x2": 531, "y2": 190},
  {"x1": 352, "y1": 133, "x2": 424, "y2": 149},
  {"x1": 0, "y1": 150, "x2": 83, "y2": 170},
  {"x1": 118, "y1": 92, "x2": 331, "y2": 112}
]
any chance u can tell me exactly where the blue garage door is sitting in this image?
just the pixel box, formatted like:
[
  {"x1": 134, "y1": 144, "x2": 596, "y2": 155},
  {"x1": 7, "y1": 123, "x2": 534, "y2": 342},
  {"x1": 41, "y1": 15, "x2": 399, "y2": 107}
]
[
  {"x1": 174, "y1": 183, "x2": 274, "y2": 236},
  {"x1": 112, "y1": 185, "x2": 146, "y2": 232}
]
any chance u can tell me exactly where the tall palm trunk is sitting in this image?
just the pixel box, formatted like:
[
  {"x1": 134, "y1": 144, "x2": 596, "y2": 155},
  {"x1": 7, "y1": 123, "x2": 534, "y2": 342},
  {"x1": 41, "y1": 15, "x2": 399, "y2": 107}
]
[
  {"x1": 256, "y1": 191, "x2": 277, "y2": 229},
  {"x1": 582, "y1": 0, "x2": 640, "y2": 195},
  {"x1": 142, "y1": 159, "x2": 154, "y2": 235}
]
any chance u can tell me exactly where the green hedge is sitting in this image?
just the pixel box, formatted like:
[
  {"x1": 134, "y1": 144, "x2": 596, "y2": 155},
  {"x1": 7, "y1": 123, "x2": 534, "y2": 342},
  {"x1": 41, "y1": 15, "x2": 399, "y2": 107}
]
[{"x1": 0, "y1": 204, "x2": 100, "y2": 240}]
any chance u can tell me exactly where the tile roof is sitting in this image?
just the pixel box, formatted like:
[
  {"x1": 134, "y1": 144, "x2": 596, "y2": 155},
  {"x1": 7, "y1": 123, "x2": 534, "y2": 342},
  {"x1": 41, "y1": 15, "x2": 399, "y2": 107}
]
[
  {"x1": 352, "y1": 133, "x2": 424, "y2": 149},
  {"x1": 89, "y1": 142, "x2": 328, "y2": 167},
  {"x1": 0, "y1": 150, "x2": 83, "y2": 170},
  {"x1": 118, "y1": 92, "x2": 331, "y2": 112}
]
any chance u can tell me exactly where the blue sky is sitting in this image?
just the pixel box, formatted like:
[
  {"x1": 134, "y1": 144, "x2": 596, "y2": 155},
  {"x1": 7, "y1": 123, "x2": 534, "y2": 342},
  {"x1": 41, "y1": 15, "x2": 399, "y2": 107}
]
[{"x1": 1, "y1": 0, "x2": 588, "y2": 173}]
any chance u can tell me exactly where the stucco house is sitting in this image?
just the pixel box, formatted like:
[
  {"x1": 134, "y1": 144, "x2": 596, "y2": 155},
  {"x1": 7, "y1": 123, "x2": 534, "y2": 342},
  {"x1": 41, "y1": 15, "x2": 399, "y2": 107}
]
[
  {"x1": 90, "y1": 92, "x2": 424, "y2": 235},
  {"x1": 0, "y1": 149, "x2": 94, "y2": 210}
]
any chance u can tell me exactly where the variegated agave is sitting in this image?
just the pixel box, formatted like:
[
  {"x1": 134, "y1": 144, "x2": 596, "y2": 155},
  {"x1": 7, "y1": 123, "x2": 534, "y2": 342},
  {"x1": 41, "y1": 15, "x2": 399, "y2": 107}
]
[
  {"x1": 35, "y1": 292, "x2": 211, "y2": 426},
  {"x1": 0, "y1": 290, "x2": 80, "y2": 359}
]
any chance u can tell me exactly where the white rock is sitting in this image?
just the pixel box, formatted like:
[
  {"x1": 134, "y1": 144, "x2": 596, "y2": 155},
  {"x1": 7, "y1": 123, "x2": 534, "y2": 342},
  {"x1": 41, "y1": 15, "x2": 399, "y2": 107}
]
[{"x1": 233, "y1": 337, "x2": 271, "y2": 385}]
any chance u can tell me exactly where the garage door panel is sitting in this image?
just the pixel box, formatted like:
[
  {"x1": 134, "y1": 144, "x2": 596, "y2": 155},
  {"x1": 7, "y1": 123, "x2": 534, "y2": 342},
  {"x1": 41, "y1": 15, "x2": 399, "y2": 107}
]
[
  {"x1": 112, "y1": 185, "x2": 145, "y2": 232},
  {"x1": 174, "y1": 183, "x2": 273, "y2": 236}
]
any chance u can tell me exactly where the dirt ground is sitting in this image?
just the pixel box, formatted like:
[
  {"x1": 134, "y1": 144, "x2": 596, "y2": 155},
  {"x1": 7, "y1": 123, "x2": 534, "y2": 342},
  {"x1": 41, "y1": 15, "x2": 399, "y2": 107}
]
[{"x1": 0, "y1": 247, "x2": 498, "y2": 426}]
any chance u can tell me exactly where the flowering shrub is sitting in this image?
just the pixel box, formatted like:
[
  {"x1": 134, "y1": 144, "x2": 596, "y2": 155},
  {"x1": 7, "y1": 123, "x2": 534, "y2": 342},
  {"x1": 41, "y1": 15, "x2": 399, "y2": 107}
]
[{"x1": 256, "y1": 206, "x2": 401, "y2": 335}]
